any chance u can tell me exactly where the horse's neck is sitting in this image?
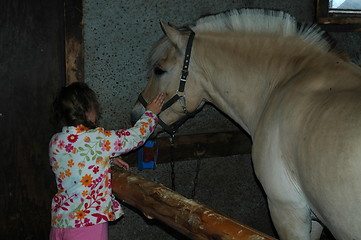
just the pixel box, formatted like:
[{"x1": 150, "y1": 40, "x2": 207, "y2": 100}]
[
  {"x1": 198, "y1": 33, "x2": 324, "y2": 135},
  {"x1": 205, "y1": 74, "x2": 268, "y2": 136}
]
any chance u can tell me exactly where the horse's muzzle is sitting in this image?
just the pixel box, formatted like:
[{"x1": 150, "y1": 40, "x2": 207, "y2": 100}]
[{"x1": 130, "y1": 103, "x2": 146, "y2": 125}]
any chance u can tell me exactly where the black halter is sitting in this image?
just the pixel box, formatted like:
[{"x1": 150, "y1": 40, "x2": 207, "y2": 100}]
[{"x1": 138, "y1": 30, "x2": 199, "y2": 135}]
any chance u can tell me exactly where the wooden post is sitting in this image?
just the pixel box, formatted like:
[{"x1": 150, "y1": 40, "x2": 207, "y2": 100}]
[
  {"x1": 112, "y1": 168, "x2": 277, "y2": 240},
  {"x1": 64, "y1": 0, "x2": 84, "y2": 84}
]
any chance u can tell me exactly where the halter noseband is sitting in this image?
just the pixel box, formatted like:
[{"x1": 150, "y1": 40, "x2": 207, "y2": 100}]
[{"x1": 138, "y1": 30, "x2": 199, "y2": 135}]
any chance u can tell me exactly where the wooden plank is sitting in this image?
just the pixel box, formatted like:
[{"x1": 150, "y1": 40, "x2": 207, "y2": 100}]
[
  {"x1": 0, "y1": 0, "x2": 65, "y2": 239},
  {"x1": 112, "y1": 168, "x2": 277, "y2": 240},
  {"x1": 317, "y1": 17, "x2": 361, "y2": 25},
  {"x1": 319, "y1": 23, "x2": 361, "y2": 32},
  {"x1": 64, "y1": 0, "x2": 84, "y2": 84},
  {"x1": 123, "y1": 131, "x2": 252, "y2": 167}
]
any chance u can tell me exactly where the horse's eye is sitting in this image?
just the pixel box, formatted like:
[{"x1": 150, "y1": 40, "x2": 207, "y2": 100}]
[{"x1": 154, "y1": 66, "x2": 166, "y2": 76}]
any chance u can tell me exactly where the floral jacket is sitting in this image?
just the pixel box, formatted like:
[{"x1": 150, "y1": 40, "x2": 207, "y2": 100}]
[{"x1": 49, "y1": 111, "x2": 158, "y2": 228}]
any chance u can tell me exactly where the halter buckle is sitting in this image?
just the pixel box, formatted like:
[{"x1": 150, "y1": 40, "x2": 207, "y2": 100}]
[
  {"x1": 181, "y1": 69, "x2": 189, "y2": 79},
  {"x1": 178, "y1": 95, "x2": 187, "y2": 114}
]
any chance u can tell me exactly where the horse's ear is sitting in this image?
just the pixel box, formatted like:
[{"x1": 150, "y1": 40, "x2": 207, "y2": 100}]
[{"x1": 160, "y1": 21, "x2": 186, "y2": 49}]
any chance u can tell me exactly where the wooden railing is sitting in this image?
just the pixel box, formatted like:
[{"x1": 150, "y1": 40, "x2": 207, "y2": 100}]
[{"x1": 112, "y1": 168, "x2": 277, "y2": 240}]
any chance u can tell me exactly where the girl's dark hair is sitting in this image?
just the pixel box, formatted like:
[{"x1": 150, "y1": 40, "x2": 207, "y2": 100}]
[{"x1": 52, "y1": 82, "x2": 101, "y2": 129}]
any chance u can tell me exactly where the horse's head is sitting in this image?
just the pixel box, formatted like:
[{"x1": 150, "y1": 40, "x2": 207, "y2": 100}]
[{"x1": 131, "y1": 22, "x2": 206, "y2": 135}]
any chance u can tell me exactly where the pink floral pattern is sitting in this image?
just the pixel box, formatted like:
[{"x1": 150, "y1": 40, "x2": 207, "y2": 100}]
[{"x1": 49, "y1": 111, "x2": 158, "y2": 228}]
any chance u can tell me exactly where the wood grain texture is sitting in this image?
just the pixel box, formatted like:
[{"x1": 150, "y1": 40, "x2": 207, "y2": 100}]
[
  {"x1": 64, "y1": 0, "x2": 84, "y2": 84},
  {"x1": 0, "y1": 0, "x2": 65, "y2": 238},
  {"x1": 112, "y1": 168, "x2": 276, "y2": 240}
]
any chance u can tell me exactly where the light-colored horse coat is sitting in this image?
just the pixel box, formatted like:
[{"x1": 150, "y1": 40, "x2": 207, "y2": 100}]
[{"x1": 131, "y1": 9, "x2": 361, "y2": 240}]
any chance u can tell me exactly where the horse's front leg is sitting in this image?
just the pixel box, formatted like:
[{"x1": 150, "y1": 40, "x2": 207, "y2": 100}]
[
  {"x1": 267, "y1": 197, "x2": 322, "y2": 240},
  {"x1": 253, "y1": 153, "x2": 320, "y2": 239}
]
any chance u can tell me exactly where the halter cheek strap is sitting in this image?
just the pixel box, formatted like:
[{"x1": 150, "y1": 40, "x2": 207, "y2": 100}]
[
  {"x1": 137, "y1": 30, "x2": 197, "y2": 135},
  {"x1": 179, "y1": 30, "x2": 195, "y2": 93}
]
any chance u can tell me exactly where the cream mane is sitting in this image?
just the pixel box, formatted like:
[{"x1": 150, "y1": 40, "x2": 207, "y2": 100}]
[
  {"x1": 149, "y1": 9, "x2": 334, "y2": 70},
  {"x1": 191, "y1": 9, "x2": 331, "y2": 52}
]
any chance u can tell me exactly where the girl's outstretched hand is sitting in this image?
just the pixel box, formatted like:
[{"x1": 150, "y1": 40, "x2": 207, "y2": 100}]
[
  {"x1": 111, "y1": 156, "x2": 129, "y2": 171},
  {"x1": 146, "y1": 93, "x2": 165, "y2": 115}
]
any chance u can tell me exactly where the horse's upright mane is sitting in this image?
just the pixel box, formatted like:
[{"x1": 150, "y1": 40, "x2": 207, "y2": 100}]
[
  {"x1": 149, "y1": 9, "x2": 334, "y2": 70},
  {"x1": 191, "y1": 9, "x2": 331, "y2": 51}
]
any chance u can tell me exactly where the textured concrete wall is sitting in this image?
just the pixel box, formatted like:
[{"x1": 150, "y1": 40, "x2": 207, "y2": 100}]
[{"x1": 83, "y1": 0, "x2": 316, "y2": 135}]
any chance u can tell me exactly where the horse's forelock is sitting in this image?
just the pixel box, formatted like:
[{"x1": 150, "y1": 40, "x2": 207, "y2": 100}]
[
  {"x1": 148, "y1": 37, "x2": 172, "y2": 69},
  {"x1": 149, "y1": 26, "x2": 192, "y2": 65}
]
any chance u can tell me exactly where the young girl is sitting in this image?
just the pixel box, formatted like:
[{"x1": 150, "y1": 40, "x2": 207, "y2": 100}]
[{"x1": 49, "y1": 82, "x2": 164, "y2": 239}]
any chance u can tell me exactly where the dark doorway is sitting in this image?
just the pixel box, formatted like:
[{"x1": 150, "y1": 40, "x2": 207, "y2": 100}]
[{"x1": 0, "y1": 0, "x2": 65, "y2": 239}]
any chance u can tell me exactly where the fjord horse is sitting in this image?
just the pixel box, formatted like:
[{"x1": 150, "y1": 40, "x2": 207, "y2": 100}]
[{"x1": 131, "y1": 9, "x2": 361, "y2": 240}]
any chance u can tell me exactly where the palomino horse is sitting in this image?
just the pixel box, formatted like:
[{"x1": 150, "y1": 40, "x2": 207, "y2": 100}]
[{"x1": 131, "y1": 9, "x2": 361, "y2": 240}]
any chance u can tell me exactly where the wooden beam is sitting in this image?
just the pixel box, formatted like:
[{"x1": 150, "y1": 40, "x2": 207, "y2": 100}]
[
  {"x1": 318, "y1": 23, "x2": 361, "y2": 32},
  {"x1": 122, "y1": 131, "x2": 252, "y2": 167},
  {"x1": 64, "y1": 0, "x2": 84, "y2": 84},
  {"x1": 112, "y1": 168, "x2": 276, "y2": 240}
]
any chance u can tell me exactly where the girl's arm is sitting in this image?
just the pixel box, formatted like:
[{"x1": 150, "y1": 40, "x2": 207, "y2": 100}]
[{"x1": 106, "y1": 93, "x2": 165, "y2": 155}]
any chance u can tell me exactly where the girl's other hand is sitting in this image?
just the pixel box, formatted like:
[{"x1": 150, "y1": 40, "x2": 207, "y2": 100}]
[
  {"x1": 111, "y1": 156, "x2": 129, "y2": 171},
  {"x1": 146, "y1": 93, "x2": 165, "y2": 115}
]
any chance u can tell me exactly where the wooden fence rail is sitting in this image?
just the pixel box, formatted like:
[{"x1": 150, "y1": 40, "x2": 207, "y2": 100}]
[{"x1": 112, "y1": 168, "x2": 277, "y2": 240}]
